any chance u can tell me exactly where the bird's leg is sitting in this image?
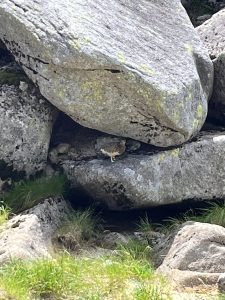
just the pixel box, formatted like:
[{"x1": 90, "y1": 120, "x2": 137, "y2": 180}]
[{"x1": 111, "y1": 156, "x2": 115, "y2": 162}]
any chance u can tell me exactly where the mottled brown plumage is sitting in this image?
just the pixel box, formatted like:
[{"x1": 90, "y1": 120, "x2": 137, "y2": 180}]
[{"x1": 100, "y1": 140, "x2": 126, "y2": 162}]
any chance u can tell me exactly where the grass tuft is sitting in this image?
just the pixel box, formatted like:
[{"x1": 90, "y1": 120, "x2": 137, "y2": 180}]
[
  {"x1": 137, "y1": 214, "x2": 154, "y2": 232},
  {"x1": 0, "y1": 204, "x2": 9, "y2": 227},
  {"x1": 117, "y1": 239, "x2": 152, "y2": 262},
  {"x1": 1, "y1": 175, "x2": 68, "y2": 213},
  {"x1": 163, "y1": 202, "x2": 225, "y2": 232},
  {"x1": 56, "y1": 208, "x2": 102, "y2": 245},
  {"x1": 0, "y1": 252, "x2": 171, "y2": 300}
]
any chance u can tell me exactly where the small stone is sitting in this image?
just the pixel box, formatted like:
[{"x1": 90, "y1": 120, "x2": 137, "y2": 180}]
[
  {"x1": 56, "y1": 143, "x2": 71, "y2": 154},
  {"x1": 218, "y1": 273, "x2": 225, "y2": 293},
  {"x1": 19, "y1": 81, "x2": 28, "y2": 91}
]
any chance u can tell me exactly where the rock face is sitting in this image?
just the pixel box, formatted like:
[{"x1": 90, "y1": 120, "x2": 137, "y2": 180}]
[
  {"x1": 0, "y1": 197, "x2": 70, "y2": 263},
  {"x1": 0, "y1": 84, "x2": 55, "y2": 175},
  {"x1": 63, "y1": 132, "x2": 225, "y2": 210},
  {"x1": 157, "y1": 222, "x2": 225, "y2": 273},
  {"x1": 155, "y1": 222, "x2": 225, "y2": 287},
  {"x1": 0, "y1": 0, "x2": 213, "y2": 147},
  {"x1": 197, "y1": 9, "x2": 225, "y2": 120}
]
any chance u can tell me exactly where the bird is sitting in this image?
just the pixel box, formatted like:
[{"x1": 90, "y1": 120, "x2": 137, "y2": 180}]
[{"x1": 100, "y1": 140, "x2": 126, "y2": 162}]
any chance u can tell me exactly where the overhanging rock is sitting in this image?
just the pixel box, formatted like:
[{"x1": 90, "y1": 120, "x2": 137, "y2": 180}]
[{"x1": 0, "y1": 0, "x2": 213, "y2": 146}]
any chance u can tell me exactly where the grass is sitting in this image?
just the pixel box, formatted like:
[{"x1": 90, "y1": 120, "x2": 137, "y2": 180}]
[
  {"x1": 55, "y1": 208, "x2": 102, "y2": 248},
  {"x1": 0, "y1": 251, "x2": 171, "y2": 300},
  {"x1": 0, "y1": 204, "x2": 9, "y2": 227},
  {"x1": 162, "y1": 202, "x2": 225, "y2": 232},
  {"x1": 1, "y1": 175, "x2": 68, "y2": 213},
  {"x1": 136, "y1": 214, "x2": 154, "y2": 232}
]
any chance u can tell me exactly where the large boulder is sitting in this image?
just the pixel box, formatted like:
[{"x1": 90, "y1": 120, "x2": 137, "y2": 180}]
[
  {"x1": 0, "y1": 83, "x2": 55, "y2": 176},
  {"x1": 63, "y1": 132, "x2": 225, "y2": 210},
  {"x1": 0, "y1": 0, "x2": 213, "y2": 147},
  {"x1": 197, "y1": 9, "x2": 225, "y2": 120},
  {"x1": 155, "y1": 222, "x2": 225, "y2": 287},
  {"x1": 0, "y1": 197, "x2": 70, "y2": 263}
]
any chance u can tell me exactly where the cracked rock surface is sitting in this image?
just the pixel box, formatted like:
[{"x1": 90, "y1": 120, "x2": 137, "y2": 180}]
[{"x1": 0, "y1": 0, "x2": 213, "y2": 146}]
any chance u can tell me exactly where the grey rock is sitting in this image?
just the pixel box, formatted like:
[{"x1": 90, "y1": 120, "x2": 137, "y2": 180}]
[
  {"x1": 0, "y1": 0, "x2": 213, "y2": 147},
  {"x1": 0, "y1": 84, "x2": 56, "y2": 175},
  {"x1": 0, "y1": 197, "x2": 70, "y2": 263},
  {"x1": 218, "y1": 273, "x2": 225, "y2": 293},
  {"x1": 126, "y1": 140, "x2": 141, "y2": 153},
  {"x1": 197, "y1": 15, "x2": 212, "y2": 22},
  {"x1": 197, "y1": 9, "x2": 225, "y2": 119},
  {"x1": 56, "y1": 143, "x2": 71, "y2": 154},
  {"x1": 155, "y1": 221, "x2": 225, "y2": 291},
  {"x1": 63, "y1": 132, "x2": 225, "y2": 210},
  {"x1": 157, "y1": 222, "x2": 225, "y2": 273}
]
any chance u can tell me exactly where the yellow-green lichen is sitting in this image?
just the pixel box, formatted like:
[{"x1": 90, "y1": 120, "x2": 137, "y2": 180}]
[
  {"x1": 70, "y1": 37, "x2": 91, "y2": 52},
  {"x1": 171, "y1": 148, "x2": 180, "y2": 158},
  {"x1": 192, "y1": 118, "x2": 199, "y2": 131},
  {"x1": 184, "y1": 43, "x2": 193, "y2": 55},
  {"x1": 139, "y1": 64, "x2": 156, "y2": 76},
  {"x1": 159, "y1": 153, "x2": 165, "y2": 162},
  {"x1": 197, "y1": 104, "x2": 203, "y2": 119},
  {"x1": 117, "y1": 52, "x2": 126, "y2": 64},
  {"x1": 80, "y1": 80, "x2": 104, "y2": 102}
]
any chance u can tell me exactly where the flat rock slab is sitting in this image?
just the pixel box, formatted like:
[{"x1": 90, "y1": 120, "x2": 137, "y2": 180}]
[
  {"x1": 0, "y1": 0, "x2": 213, "y2": 146},
  {"x1": 0, "y1": 197, "x2": 70, "y2": 263},
  {"x1": 63, "y1": 132, "x2": 225, "y2": 210}
]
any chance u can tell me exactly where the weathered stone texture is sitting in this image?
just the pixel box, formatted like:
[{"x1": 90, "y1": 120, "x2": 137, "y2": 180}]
[{"x1": 0, "y1": 0, "x2": 213, "y2": 146}]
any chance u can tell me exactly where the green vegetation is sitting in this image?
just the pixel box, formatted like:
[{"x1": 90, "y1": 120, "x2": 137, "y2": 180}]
[
  {"x1": 117, "y1": 239, "x2": 152, "y2": 261},
  {"x1": 56, "y1": 208, "x2": 102, "y2": 245},
  {"x1": 0, "y1": 205, "x2": 9, "y2": 227},
  {"x1": 194, "y1": 202, "x2": 225, "y2": 227},
  {"x1": 0, "y1": 251, "x2": 171, "y2": 300},
  {"x1": 1, "y1": 175, "x2": 68, "y2": 213},
  {"x1": 137, "y1": 214, "x2": 154, "y2": 232},
  {"x1": 163, "y1": 202, "x2": 225, "y2": 231}
]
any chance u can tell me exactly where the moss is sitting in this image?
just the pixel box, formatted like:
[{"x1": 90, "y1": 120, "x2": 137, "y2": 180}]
[{"x1": 0, "y1": 70, "x2": 28, "y2": 86}]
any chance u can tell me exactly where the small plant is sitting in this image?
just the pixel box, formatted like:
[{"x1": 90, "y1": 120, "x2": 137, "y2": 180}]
[
  {"x1": 135, "y1": 284, "x2": 171, "y2": 300},
  {"x1": 137, "y1": 214, "x2": 154, "y2": 232},
  {"x1": 0, "y1": 204, "x2": 9, "y2": 227},
  {"x1": 117, "y1": 239, "x2": 152, "y2": 262},
  {"x1": 0, "y1": 252, "x2": 171, "y2": 300},
  {"x1": 162, "y1": 202, "x2": 225, "y2": 232},
  {"x1": 196, "y1": 202, "x2": 225, "y2": 227},
  {"x1": 56, "y1": 208, "x2": 102, "y2": 245},
  {"x1": 1, "y1": 175, "x2": 68, "y2": 213}
]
